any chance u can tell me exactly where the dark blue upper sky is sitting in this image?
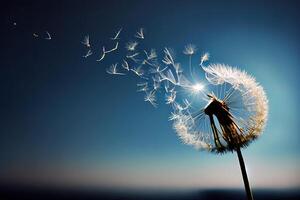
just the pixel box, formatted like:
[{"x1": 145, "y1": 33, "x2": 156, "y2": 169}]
[{"x1": 1, "y1": 0, "x2": 299, "y2": 189}]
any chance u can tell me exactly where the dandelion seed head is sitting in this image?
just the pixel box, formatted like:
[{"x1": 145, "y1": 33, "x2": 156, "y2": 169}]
[{"x1": 173, "y1": 64, "x2": 268, "y2": 153}]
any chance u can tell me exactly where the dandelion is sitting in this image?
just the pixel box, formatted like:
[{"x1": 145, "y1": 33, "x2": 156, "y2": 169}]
[
  {"x1": 173, "y1": 64, "x2": 268, "y2": 200},
  {"x1": 100, "y1": 28, "x2": 268, "y2": 200},
  {"x1": 106, "y1": 63, "x2": 125, "y2": 75},
  {"x1": 126, "y1": 41, "x2": 138, "y2": 51}
]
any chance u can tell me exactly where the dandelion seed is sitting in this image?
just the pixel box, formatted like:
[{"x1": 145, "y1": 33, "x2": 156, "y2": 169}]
[
  {"x1": 144, "y1": 49, "x2": 157, "y2": 60},
  {"x1": 144, "y1": 90, "x2": 157, "y2": 107},
  {"x1": 164, "y1": 80, "x2": 170, "y2": 92},
  {"x1": 173, "y1": 101, "x2": 185, "y2": 111},
  {"x1": 162, "y1": 48, "x2": 175, "y2": 65},
  {"x1": 183, "y1": 44, "x2": 197, "y2": 55},
  {"x1": 153, "y1": 78, "x2": 160, "y2": 90},
  {"x1": 137, "y1": 82, "x2": 148, "y2": 92},
  {"x1": 183, "y1": 44, "x2": 197, "y2": 80},
  {"x1": 173, "y1": 63, "x2": 182, "y2": 74},
  {"x1": 122, "y1": 59, "x2": 130, "y2": 71},
  {"x1": 149, "y1": 65, "x2": 168, "y2": 74},
  {"x1": 169, "y1": 111, "x2": 180, "y2": 121},
  {"x1": 130, "y1": 66, "x2": 145, "y2": 77},
  {"x1": 104, "y1": 42, "x2": 118, "y2": 54},
  {"x1": 126, "y1": 52, "x2": 140, "y2": 63},
  {"x1": 182, "y1": 99, "x2": 192, "y2": 110},
  {"x1": 45, "y1": 31, "x2": 51, "y2": 40},
  {"x1": 166, "y1": 91, "x2": 177, "y2": 104},
  {"x1": 96, "y1": 47, "x2": 106, "y2": 62},
  {"x1": 83, "y1": 49, "x2": 93, "y2": 58},
  {"x1": 106, "y1": 63, "x2": 125, "y2": 75},
  {"x1": 102, "y1": 28, "x2": 268, "y2": 200},
  {"x1": 111, "y1": 28, "x2": 122, "y2": 40},
  {"x1": 33, "y1": 33, "x2": 39, "y2": 38},
  {"x1": 126, "y1": 52, "x2": 139, "y2": 58},
  {"x1": 135, "y1": 28, "x2": 144, "y2": 39},
  {"x1": 126, "y1": 41, "x2": 138, "y2": 51},
  {"x1": 200, "y1": 52, "x2": 209, "y2": 66},
  {"x1": 159, "y1": 69, "x2": 177, "y2": 85},
  {"x1": 173, "y1": 64, "x2": 268, "y2": 153},
  {"x1": 82, "y1": 35, "x2": 91, "y2": 48}
]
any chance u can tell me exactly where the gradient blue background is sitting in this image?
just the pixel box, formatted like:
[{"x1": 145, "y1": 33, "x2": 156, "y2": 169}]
[{"x1": 1, "y1": 0, "x2": 299, "y2": 192}]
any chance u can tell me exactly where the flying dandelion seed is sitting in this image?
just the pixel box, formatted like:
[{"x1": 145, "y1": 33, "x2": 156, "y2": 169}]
[
  {"x1": 183, "y1": 44, "x2": 197, "y2": 80},
  {"x1": 45, "y1": 31, "x2": 52, "y2": 40},
  {"x1": 172, "y1": 64, "x2": 268, "y2": 200},
  {"x1": 111, "y1": 28, "x2": 122, "y2": 40},
  {"x1": 104, "y1": 42, "x2": 118, "y2": 54},
  {"x1": 122, "y1": 59, "x2": 130, "y2": 71},
  {"x1": 33, "y1": 33, "x2": 39, "y2": 38},
  {"x1": 144, "y1": 90, "x2": 157, "y2": 107},
  {"x1": 144, "y1": 49, "x2": 157, "y2": 60},
  {"x1": 183, "y1": 44, "x2": 197, "y2": 55},
  {"x1": 200, "y1": 52, "x2": 209, "y2": 66},
  {"x1": 137, "y1": 82, "x2": 148, "y2": 92},
  {"x1": 82, "y1": 35, "x2": 91, "y2": 48},
  {"x1": 83, "y1": 49, "x2": 93, "y2": 58},
  {"x1": 106, "y1": 63, "x2": 125, "y2": 75},
  {"x1": 126, "y1": 41, "x2": 138, "y2": 51},
  {"x1": 135, "y1": 28, "x2": 145, "y2": 39}
]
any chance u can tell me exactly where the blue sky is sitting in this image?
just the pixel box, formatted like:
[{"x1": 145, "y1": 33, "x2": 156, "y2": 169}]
[{"x1": 0, "y1": 0, "x2": 299, "y2": 190}]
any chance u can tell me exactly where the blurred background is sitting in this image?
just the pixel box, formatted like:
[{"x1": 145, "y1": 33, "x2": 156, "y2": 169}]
[{"x1": 0, "y1": 0, "x2": 299, "y2": 199}]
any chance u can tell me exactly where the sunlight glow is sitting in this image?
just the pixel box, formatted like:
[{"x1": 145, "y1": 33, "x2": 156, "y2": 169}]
[{"x1": 191, "y1": 83, "x2": 204, "y2": 93}]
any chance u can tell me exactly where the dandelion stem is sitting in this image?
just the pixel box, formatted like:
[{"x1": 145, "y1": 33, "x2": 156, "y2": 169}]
[{"x1": 236, "y1": 148, "x2": 254, "y2": 200}]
